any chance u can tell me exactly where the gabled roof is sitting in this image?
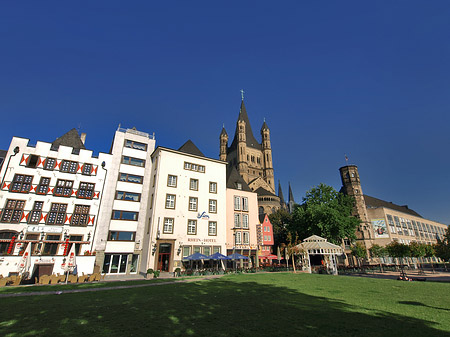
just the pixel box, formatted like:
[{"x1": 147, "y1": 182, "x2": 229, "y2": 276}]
[
  {"x1": 229, "y1": 101, "x2": 262, "y2": 151},
  {"x1": 364, "y1": 195, "x2": 422, "y2": 218},
  {"x1": 255, "y1": 186, "x2": 277, "y2": 197},
  {"x1": 259, "y1": 213, "x2": 271, "y2": 224},
  {"x1": 178, "y1": 140, "x2": 205, "y2": 157},
  {"x1": 226, "y1": 166, "x2": 252, "y2": 192},
  {"x1": 51, "y1": 129, "x2": 86, "y2": 151}
]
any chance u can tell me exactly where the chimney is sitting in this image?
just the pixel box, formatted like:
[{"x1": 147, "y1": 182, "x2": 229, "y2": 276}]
[{"x1": 80, "y1": 133, "x2": 87, "y2": 145}]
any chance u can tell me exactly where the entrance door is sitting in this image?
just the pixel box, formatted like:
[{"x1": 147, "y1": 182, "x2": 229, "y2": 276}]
[{"x1": 157, "y1": 243, "x2": 172, "y2": 271}]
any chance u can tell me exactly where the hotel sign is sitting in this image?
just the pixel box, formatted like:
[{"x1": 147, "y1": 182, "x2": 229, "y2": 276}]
[{"x1": 27, "y1": 225, "x2": 63, "y2": 233}]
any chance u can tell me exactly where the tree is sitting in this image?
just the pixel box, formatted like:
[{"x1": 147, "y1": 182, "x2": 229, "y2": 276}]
[
  {"x1": 386, "y1": 241, "x2": 410, "y2": 272},
  {"x1": 425, "y1": 244, "x2": 437, "y2": 273},
  {"x1": 409, "y1": 242, "x2": 427, "y2": 271},
  {"x1": 351, "y1": 242, "x2": 367, "y2": 270},
  {"x1": 282, "y1": 232, "x2": 301, "y2": 273},
  {"x1": 269, "y1": 208, "x2": 292, "y2": 248},
  {"x1": 435, "y1": 227, "x2": 450, "y2": 265},
  {"x1": 369, "y1": 244, "x2": 387, "y2": 273},
  {"x1": 289, "y1": 183, "x2": 360, "y2": 245}
]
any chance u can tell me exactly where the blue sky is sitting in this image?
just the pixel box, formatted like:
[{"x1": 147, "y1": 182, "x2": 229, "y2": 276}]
[{"x1": 1, "y1": 1, "x2": 449, "y2": 224}]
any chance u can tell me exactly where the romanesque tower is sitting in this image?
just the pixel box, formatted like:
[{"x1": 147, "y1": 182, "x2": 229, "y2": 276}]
[
  {"x1": 220, "y1": 93, "x2": 280, "y2": 214},
  {"x1": 339, "y1": 165, "x2": 373, "y2": 247}
]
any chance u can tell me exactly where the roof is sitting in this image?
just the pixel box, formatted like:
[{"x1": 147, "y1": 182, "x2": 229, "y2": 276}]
[
  {"x1": 295, "y1": 235, "x2": 343, "y2": 255},
  {"x1": 178, "y1": 140, "x2": 205, "y2": 157},
  {"x1": 278, "y1": 181, "x2": 285, "y2": 204},
  {"x1": 226, "y1": 166, "x2": 252, "y2": 192},
  {"x1": 255, "y1": 186, "x2": 277, "y2": 197},
  {"x1": 229, "y1": 101, "x2": 262, "y2": 151},
  {"x1": 51, "y1": 129, "x2": 86, "y2": 151},
  {"x1": 288, "y1": 183, "x2": 295, "y2": 203},
  {"x1": 364, "y1": 195, "x2": 422, "y2": 218},
  {"x1": 259, "y1": 213, "x2": 271, "y2": 223}
]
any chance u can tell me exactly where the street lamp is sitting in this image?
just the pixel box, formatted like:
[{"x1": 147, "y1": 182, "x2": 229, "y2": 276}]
[{"x1": 1, "y1": 146, "x2": 19, "y2": 189}]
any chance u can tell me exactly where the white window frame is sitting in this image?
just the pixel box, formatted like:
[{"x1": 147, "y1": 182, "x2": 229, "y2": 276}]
[
  {"x1": 243, "y1": 231, "x2": 249, "y2": 244},
  {"x1": 165, "y1": 194, "x2": 176, "y2": 209},
  {"x1": 209, "y1": 199, "x2": 217, "y2": 213},
  {"x1": 167, "y1": 175, "x2": 177, "y2": 187},
  {"x1": 234, "y1": 213, "x2": 241, "y2": 228},
  {"x1": 234, "y1": 196, "x2": 241, "y2": 210},
  {"x1": 242, "y1": 197, "x2": 248, "y2": 211},
  {"x1": 190, "y1": 178, "x2": 198, "y2": 191},
  {"x1": 187, "y1": 220, "x2": 197, "y2": 235},
  {"x1": 242, "y1": 214, "x2": 249, "y2": 229},
  {"x1": 163, "y1": 218, "x2": 174, "y2": 234},
  {"x1": 208, "y1": 221, "x2": 217, "y2": 236},
  {"x1": 209, "y1": 182, "x2": 217, "y2": 193},
  {"x1": 189, "y1": 197, "x2": 198, "y2": 211}
]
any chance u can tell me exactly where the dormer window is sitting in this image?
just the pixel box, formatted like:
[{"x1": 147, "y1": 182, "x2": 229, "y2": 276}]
[{"x1": 237, "y1": 183, "x2": 242, "y2": 190}]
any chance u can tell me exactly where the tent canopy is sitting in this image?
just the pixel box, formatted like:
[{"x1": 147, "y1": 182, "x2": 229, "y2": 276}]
[
  {"x1": 183, "y1": 252, "x2": 208, "y2": 261},
  {"x1": 228, "y1": 253, "x2": 249, "y2": 260},
  {"x1": 208, "y1": 252, "x2": 231, "y2": 260},
  {"x1": 295, "y1": 235, "x2": 343, "y2": 255}
]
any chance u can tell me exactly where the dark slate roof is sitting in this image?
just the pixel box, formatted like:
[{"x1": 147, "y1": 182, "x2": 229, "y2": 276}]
[
  {"x1": 364, "y1": 195, "x2": 423, "y2": 218},
  {"x1": 255, "y1": 187, "x2": 277, "y2": 197},
  {"x1": 220, "y1": 126, "x2": 228, "y2": 137},
  {"x1": 178, "y1": 140, "x2": 205, "y2": 157},
  {"x1": 229, "y1": 101, "x2": 262, "y2": 151},
  {"x1": 259, "y1": 213, "x2": 268, "y2": 223},
  {"x1": 226, "y1": 166, "x2": 252, "y2": 191},
  {"x1": 261, "y1": 120, "x2": 269, "y2": 131},
  {"x1": 288, "y1": 183, "x2": 295, "y2": 203},
  {"x1": 51, "y1": 129, "x2": 86, "y2": 151},
  {"x1": 278, "y1": 181, "x2": 286, "y2": 204}
]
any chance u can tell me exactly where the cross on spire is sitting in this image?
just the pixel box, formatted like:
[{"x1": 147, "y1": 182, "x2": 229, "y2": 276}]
[{"x1": 240, "y1": 89, "x2": 245, "y2": 101}]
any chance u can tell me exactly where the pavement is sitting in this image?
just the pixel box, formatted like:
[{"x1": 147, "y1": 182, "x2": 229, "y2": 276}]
[{"x1": 342, "y1": 269, "x2": 450, "y2": 282}]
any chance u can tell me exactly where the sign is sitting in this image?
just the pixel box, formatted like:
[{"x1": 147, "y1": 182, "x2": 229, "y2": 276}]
[
  {"x1": 27, "y1": 225, "x2": 63, "y2": 233},
  {"x1": 187, "y1": 238, "x2": 216, "y2": 243},
  {"x1": 197, "y1": 212, "x2": 210, "y2": 220},
  {"x1": 372, "y1": 219, "x2": 389, "y2": 238}
]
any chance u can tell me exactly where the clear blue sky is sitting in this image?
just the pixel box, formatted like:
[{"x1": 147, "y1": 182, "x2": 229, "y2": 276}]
[{"x1": 1, "y1": 1, "x2": 449, "y2": 224}]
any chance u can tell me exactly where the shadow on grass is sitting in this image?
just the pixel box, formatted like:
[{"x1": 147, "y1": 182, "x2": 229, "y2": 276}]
[
  {"x1": 399, "y1": 301, "x2": 450, "y2": 312},
  {"x1": 0, "y1": 276, "x2": 449, "y2": 337}
]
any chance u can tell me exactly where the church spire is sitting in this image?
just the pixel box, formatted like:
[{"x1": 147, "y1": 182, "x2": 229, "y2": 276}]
[{"x1": 278, "y1": 180, "x2": 285, "y2": 205}]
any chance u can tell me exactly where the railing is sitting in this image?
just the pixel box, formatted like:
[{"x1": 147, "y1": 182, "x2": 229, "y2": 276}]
[{"x1": 117, "y1": 127, "x2": 155, "y2": 139}]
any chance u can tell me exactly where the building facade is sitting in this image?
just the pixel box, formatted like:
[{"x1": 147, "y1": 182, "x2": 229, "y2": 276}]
[
  {"x1": 145, "y1": 141, "x2": 227, "y2": 273},
  {"x1": 0, "y1": 130, "x2": 110, "y2": 278},
  {"x1": 94, "y1": 127, "x2": 156, "y2": 276}
]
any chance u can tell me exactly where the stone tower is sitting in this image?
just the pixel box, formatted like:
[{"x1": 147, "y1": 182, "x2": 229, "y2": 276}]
[
  {"x1": 339, "y1": 165, "x2": 373, "y2": 246},
  {"x1": 220, "y1": 95, "x2": 280, "y2": 214}
]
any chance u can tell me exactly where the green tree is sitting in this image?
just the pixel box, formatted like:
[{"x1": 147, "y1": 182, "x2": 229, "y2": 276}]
[
  {"x1": 351, "y1": 242, "x2": 367, "y2": 270},
  {"x1": 425, "y1": 244, "x2": 437, "y2": 273},
  {"x1": 409, "y1": 242, "x2": 427, "y2": 272},
  {"x1": 435, "y1": 227, "x2": 450, "y2": 267},
  {"x1": 386, "y1": 241, "x2": 410, "y2": 272},
  {"x1": 289, "y1": 183, "x2": 360, "y2": 245},
  {"x1": 369, "y1": 244, "x2": 387, "y2": 273},
  {"x1": 268, "y1": 208, "x2": 292, "y2": 248}
]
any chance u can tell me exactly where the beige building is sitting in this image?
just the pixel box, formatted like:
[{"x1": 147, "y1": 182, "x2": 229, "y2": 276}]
[
  {"x1": 339, "y1": 164, "x2": 448, "y2": 255},
  {"x1": 225, "y1": 167, "x2": 259, "y2": 267}
]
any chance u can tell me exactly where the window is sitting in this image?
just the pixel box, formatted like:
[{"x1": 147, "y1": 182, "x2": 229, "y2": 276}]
[
  {"x1": 42, "y1": 235, "x2": 60, "y2": 255},
  {"x1": 112, "y1": 210, "x2": 138, "y2": 221},
  {"x1": 237, "y1": 183, "x2": 242, "y2": 190},
  {"x1": 54, "y1": 179, "x2": 74, "y2": 197},
  {"x1": 167, "y1": 175, "x2": 177, "y2": 187},
  {"x1": 242, "y1": 197, "x2": 248, "y2": 211},
  {"x1": 25, "y1": 233, "x2": 40, "y2": 255},
  {"x1": 209, "y1": 182, "x2": 217, "y2": 193},
  {"x1": 189, "y1": 197, "x2": 198, "y2": 211},
  {"x1": 208, "y1": 221, "x2": 217, "y2": 236},
  {"x1": 26, "y1": 155, "x2": 39, "y2": 168},
  {"x1": 121, "y1": 156, "x2": 145, "y2": 167},
  {"x1": 203, "y1": 246, "x2": 211, "y2": 256},
  {"x1": 243, "y1": 231, "x2": 249, "y2": 244},
  {"x1": 28, "y1": 201, "x2": 43, "y2": 224},
  {"x1": 37, "y1": 177, "x2": 51, "y2": 195},
  {"x1": 118, "y1": 173, "x2": 143, "y2": 184},
  {"x1": 184, "y1": 161, "x2": 205, "y2": 173},
  {"x1": 47, "y1": 203, "x2": 67, "y2": 225},
  {"x1": 190, "y1": 178, "x2": 198, "y2": 191},
  {"x1": 242, "y1": 214, "x2": 249, "y2": 229},
  {"x1": 187, "y1": 220, "x2": 197, "y2": 235},
  {"x1": 69, "y1": 235, "x2": 83, "y2": 255},
  {"x1": 234, "y1": 213, "x2": 241, "y2": 228},
  {"x1": 44, "y1": 158, "x2": 56, "y2": 170},
  {"x1": 165, "y1": 194, "x2": 176, "y2": 209},
  {"x1": 234, "y1": 196, "x2": 241, "y2": 210},
  {"x1": 0, "y1": 232, "x2": 17, "y2": 254},
  {"x1": 71, "y1": 205, "x2": 90, "y2": 226},
  {"x1": 77, "y1": 182, "x2": 95, "y2": 199},
  {"x1": 209, "y1": 199, "x2": 217, "y2": 213},
  {"x1": 125, "y1": 139, "x2": 147, "y2": 151},
  {"x1": 183, "y1": 246, "x2": 191, "y2": 257},
  {"x1": 213, "y1": 246, "x2": 221, "y2": 254},
  {"x1": 115, "y1": 191, "x2": 140, "y2": 202},
  {"x1": 163, "y1": 218, "x2": 174, "y2": 234},
  {"x1": 108, "y1": 231, "x2": 136, "y2": 241},
  {"x1": 82, "y1": 163, "x2": 92, "y2": 175},
  {"x1": 60, "y1": 160, "x2": 78, "y2": 173},
  {"x1": 235, "y1": 231, "x2": 242, "y2": 244},
  {"x1": 1, "y1": 199, "x2": 25, "y2": 223},
  {"x1": 10, "y1": 174, "x2": 33, "y2": 193}
]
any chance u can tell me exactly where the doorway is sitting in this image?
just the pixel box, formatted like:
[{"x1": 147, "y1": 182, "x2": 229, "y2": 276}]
[{"x1": 157, "y1": 243, "x2": 172, "y2": 271}]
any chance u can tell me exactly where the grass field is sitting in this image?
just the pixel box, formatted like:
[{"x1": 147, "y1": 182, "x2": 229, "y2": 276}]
[{"x1": 0, "y1": 273, "x2": 449, "y2": 336}]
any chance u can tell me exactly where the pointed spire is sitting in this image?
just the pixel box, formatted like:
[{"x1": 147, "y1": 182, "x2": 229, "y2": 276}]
[
  {"x1": 261, "y1": 118, "x2": 269, "y2": 131},
  {"x1": 232, "y1": 100, "x2": 260, "y2": 149},
  {"x1": 278, "y1": 180, "x2": 286, "y2": 205},
  {"x1": 220, "y1": 124, "x2": 228, "y2": 137},
  {"x1": 288, "y1": 182, "x2": 295, "y2": 203}
]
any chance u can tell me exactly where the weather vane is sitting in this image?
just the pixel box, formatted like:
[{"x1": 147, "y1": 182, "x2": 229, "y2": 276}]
[
  {"x1": 240, "y1": 89, "x2": 245, "y2": 101},
  {"x1": 345, "y1": 154, "x2": 349, "y2": 164}
]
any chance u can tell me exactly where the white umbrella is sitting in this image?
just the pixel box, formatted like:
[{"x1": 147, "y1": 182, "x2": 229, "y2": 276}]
[
  {"x1": 18, "y1": 243, "x2": 31, "y2": 277},
  {"x1": 64, "y1": 243, "x2": 77, "y2": 283}
]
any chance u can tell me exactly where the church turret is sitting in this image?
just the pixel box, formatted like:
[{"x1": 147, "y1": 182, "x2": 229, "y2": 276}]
[
  {"x1": 220, "y1": 125, "x2": 228, "y2": 162},
  {"x1": 288, "y1": 182, "x2": 295, "y2": 213},
  {"x1": 261, "y1": 120, "x2": 275, "y2": 192},
  {"x1": 236, "y1": 103, "x2": 249, "y2": 182}
]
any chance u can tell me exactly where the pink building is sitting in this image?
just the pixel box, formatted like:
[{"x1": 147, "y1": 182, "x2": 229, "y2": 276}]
[{"x1": 258, "y1": 214, "x2": 274, "y2": 263}]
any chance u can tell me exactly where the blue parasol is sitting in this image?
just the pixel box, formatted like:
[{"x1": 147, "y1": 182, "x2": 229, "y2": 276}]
[
  {"x1": 208, "y1": 252, "x2": 231, "y2": 260},
  {"x1": 227, "y1": 253, "x2": 249, "y2": 260},
  {"x1": 183, "y1": 252, "x2": 209, "y2": 261}
]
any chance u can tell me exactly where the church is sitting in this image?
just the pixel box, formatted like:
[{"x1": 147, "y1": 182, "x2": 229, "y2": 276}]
[{"x1": 219, "y1": 96, "x2": 282, "y2": 214}]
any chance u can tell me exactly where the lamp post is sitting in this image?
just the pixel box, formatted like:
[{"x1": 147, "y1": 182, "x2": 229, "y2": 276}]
[{"x1": 1, "y1": 146, "x2": 19, "y2": 189}]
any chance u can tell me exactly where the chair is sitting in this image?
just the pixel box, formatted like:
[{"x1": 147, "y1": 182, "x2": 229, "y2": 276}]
[
  {"x1": 67, "y1": 274, "x2": 77, "y2": 283},
  {"x1": 77, "y1": 275, "x2": 88, "y2": 283},
  {"x1": 39, "y1": 275, "x2": 51, "y2": 285},
  {"x1": 0, "y1": 278, "x2": 8, "y2": 287},
  {"x1": 11, "y1": 276, "x2": 22, "y2": 286},
  {"x1": 50, "y1": 275, "x2": 60, "y2": 285}
]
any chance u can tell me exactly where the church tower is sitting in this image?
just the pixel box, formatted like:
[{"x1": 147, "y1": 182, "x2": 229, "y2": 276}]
[
  {"x1": 339, "y1": 165, "x2": 373, "y2": 246},
  {"x1": 219, "y1": 91, "x2": 280, "y2": 214}
]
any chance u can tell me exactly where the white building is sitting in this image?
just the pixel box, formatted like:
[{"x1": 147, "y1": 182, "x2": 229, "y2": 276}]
[
  {"x1": 144, "y1": 140, "x2": 227, "y2": 273},
  {"x1": 0, "y1": 129, "x2": 111, "y2": 278},
  {"x1": 94, "y1": 127, "x2": 156, "y2": 276}
]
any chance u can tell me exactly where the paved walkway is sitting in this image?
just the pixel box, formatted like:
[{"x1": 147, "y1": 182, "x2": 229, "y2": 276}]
[
  {"x1": 0, "y1": 274, "x2": 224, "y2": 298},
  {"x1": 343, "y1": 269, "x2": 450, "y2": 282}
]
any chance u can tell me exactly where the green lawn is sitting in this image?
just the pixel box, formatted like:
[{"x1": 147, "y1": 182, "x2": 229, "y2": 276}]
[{"x1": 0, "y1": 273, "x2": 449, "y2": 337}]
